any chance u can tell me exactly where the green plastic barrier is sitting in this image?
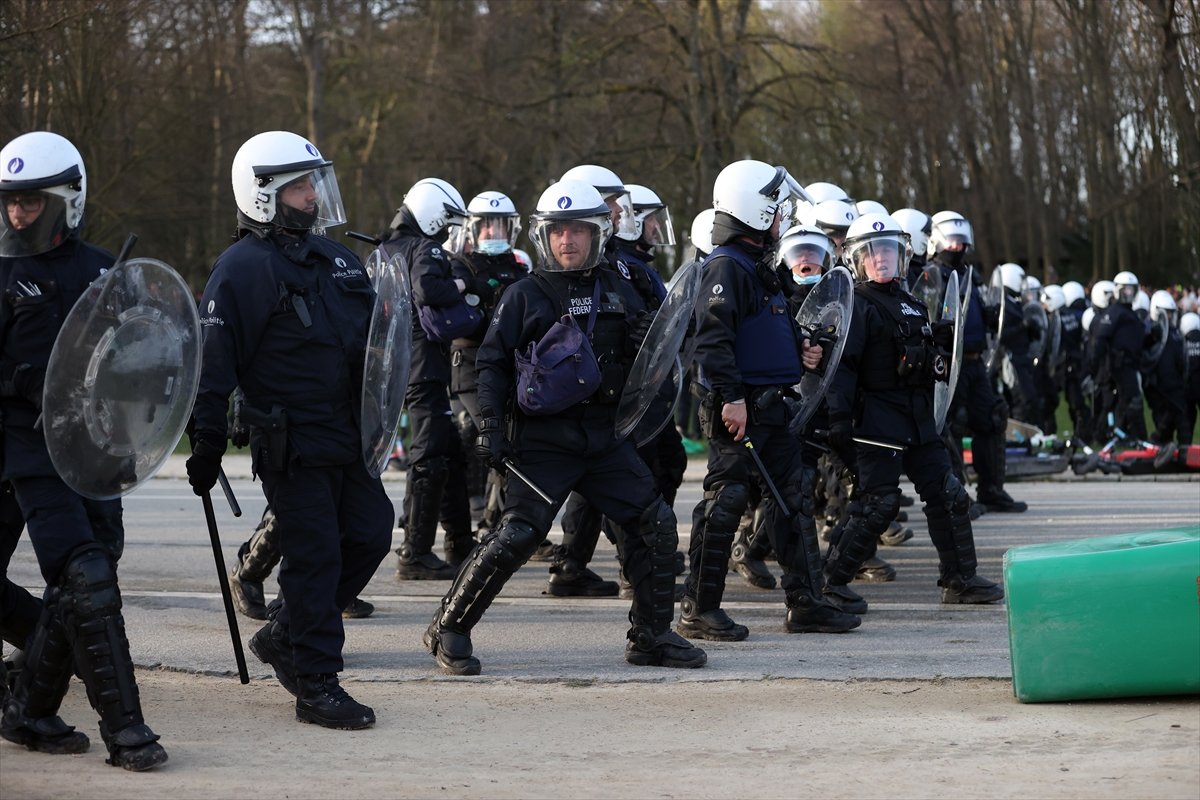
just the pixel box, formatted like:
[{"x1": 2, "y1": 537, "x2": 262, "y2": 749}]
[{"x1": 1004, "y1": 525, "x2": 1200, "y2": 703}]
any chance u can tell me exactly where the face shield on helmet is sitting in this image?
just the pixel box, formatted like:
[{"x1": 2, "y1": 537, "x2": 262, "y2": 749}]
[
  {"x1": 714, "y1": 161, "x2": 807, "y2": 236},
  {"x1": 929, "y1": 211, "x2": 974, "y2": 266},
  {"x1": 0, "y1": 131, "x2": 87, "y2": 257},
  {"x1": 1149, "y1": 290, "x2": 1177, "y2": 326},
  {"x1": 528, "y1": 179, "x2": 613, "y2": 272},
  {"x1": 843, "y1": 213, "x2": 910, "y2": 284},
  {"x1": 1113, "y1": 270, "x2": 1139, "y2": 305},
  {"x1": 1022, "y1": 275, "x2": 1042, "y2": 305},
  {"x1": 1040, "y1": 284, "x2": 1066, "y2": 313},
  {"x1": 561, "y1": 165, "x2": 637, "y2": 242},
  {"x1": 778, "y1": 224, "x2": 834, "y2": 286},
  {"x1": 232, "y1": 131, "x2": 346, "y2": 233},
  {"x1": 466, "y1": 191, "x2": 521, "y2": 256},
  {"x1": 626, "y1": 184, "x2": 676, "y2": 247}
]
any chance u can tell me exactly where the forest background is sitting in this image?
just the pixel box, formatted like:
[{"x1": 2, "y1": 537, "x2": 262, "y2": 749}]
[{"x1": 2, "y1": 0, "x2": 1198, "y2": 289}]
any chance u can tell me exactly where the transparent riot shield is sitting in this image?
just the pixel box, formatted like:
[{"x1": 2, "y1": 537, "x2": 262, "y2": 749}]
[
  {"x1": 363, "y1": 248, "x2": 384, "y2": 289},
  {"x1": 790, "y1": 266, "x2": 854, "y2": 433},
  {"x1": 42, "y1": 258, "x2": 201, "y2": 499},
  {"x1": 934, "y1": 270, "x2": 965, "y2": 433},
  {"x1": 1025, "y1": 302, "x2": 1049, "y2": 363},
  {"x1": 984, "y1": 269, "x2": 1007, "y2": 374},
  {"x1": 1144, "y1": 314, "x2": 1170, "y2": 368},
  {"x1": 908, "y1": 264, "x2": 945, "y2": 322},
  {"x1": 361, "y1": 252, "x2": 413, "y2": 475},
  {"x1": 615, "y1": 259, "x2": 701, "y2": 443},
  {"x1": 1045, "y1": 309, "x2": 1063, "y2": 378}
]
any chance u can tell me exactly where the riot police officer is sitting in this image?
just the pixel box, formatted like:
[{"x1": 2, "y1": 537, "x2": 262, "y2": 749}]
[
  {"x1": 187, "y1": 130, "x2": 392, "y2": 730},
  {"x1": 684, "y1": 160, "x2": 859, "y2": 640},
  {"x1": 1144, "y1": 290, "x2": 1186, "y2": 457},
  {"x1": 1089, "y1": 271, "x2": 1148, "y2": 439},
  {"x1": 1181, "y1": 312, "x2": 1200, "y2": 445},
  {"x1": 0, "y1": 131, "x2": 167, "y2": 768},
  {"x1": 928, "y1": 211, "x2": 1026, "y2": 512},
  {"x1": 995, "y1": 263, "x2": 1042, "y2": 426},
  {"x1": 424, "y1": 180, "x2": 705, "y2": 674},
  {"x1": 1059, "y1": 281, "x2": 1092, "y2": 441},
  {"x1": 823, "y1": 213, "x2": 1004, "y2": 613},
  {"x1": 381, "y1": 178, "x2": 475, "y2": 579}
]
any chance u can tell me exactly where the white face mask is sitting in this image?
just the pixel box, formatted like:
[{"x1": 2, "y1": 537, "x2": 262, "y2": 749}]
[
  {"x1": 476, "y1": 239, "x2": 510, "y2": 256},
  {"x1": 792, "y1": 272, "x2": 821, "y2": 286}
]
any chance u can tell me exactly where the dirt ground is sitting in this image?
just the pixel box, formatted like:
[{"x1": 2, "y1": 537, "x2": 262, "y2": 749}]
[{"x1": 1, "y1": 670, "x2": 1196, "y2": 799}]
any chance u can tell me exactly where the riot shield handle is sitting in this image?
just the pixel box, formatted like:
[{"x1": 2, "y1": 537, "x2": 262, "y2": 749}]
[
  {"x1": 201, "y1": 489, "x2": 250, "y2": 684},
  {"x1": 345, "y1": 230, "x2": 383, "y2": 246}
]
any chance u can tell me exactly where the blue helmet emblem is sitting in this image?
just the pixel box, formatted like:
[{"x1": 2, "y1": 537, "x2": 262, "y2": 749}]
[
  {"x1": 7, "y1": 157, "x2": 24, "y2": 175},
  {"x1": 845, "y1": 211, "x2": 854, "y2": 221},
  {"x1": 872, "y1": 221, "x2": 885, "y2": 232},
  {"x1": 953, "y1": 219, "x2": 964, "y2": 228},
  {"x1": 305, "y1": 143, "x2": 319, "y2": 157},
  {"x1": 557, "y1": 196, "x2": 572, "y2": 210},
  {"x1": 489, "y1": 198, "x2": 500, "y2": 208}
]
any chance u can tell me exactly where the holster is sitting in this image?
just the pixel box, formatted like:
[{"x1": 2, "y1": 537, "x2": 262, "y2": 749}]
[{"x1": 242, "y1": 404, "x2": 289, "y2": 473}]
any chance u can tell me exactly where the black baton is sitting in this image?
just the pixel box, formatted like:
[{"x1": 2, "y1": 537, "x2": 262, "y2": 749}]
[
  {"x1": 201, "y1": 488, "x2": 250, "y2": 684},
  {"x1": 741, "y1": 436, "x2": 792, "y2": 518},
  {"x1": 217, "y1": 468, "x2": 242, "y2": 517}
]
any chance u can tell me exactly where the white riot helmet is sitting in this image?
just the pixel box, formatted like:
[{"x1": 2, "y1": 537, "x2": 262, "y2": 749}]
[
  {"x1": 625, "y1": 184, "x2": 676, "y2": 246},
  {"x1": 996, "y1": 262, "x2": 1025, "y2": 295},
  {"x1": 778, "y1": 224, "x2": 835, "y2": 286},
  {"x1": 1150, "y1": 290, "x2": 1177, "y2": 325},
  {"x1": 561, "y1": 164, "x2": 637, "y2": 241},
  {"x1": 528, "y1": 179, "x2": 612, "y2": 272},
  {"x1": 1082, "y1": 306, "x2": 1096, "y2": 332},
  {"x1": 1062, "y1": 280, "x2": 1086, "y2": 307},
  {"x1": 890, "y1": 208, "x2": 931, "y2": 263},
  {"x1": 1023, "y1": 274, "x2": 1042, "y2": 304},
  {"x1": 512, "y1": 248, "x2": 533, "y2": 273},
  {"x1": 1180, "y1": 311, "x2": 1200, "y2": 336},
  {"x1": 804, "y1": 181, "x2": 851, "y2": 205},
  {"x1": 689, "y1": 208, "x2": 715, "y2": 258},
  {"x1": 713, "y1": 160, "x2": 804, "y2": 233},
  {"x1": 929, "y1": 210, "x2": 974, "y2": 264},
  {"x1": 842, "y1": 213, "x2": 910, "y2": 283},
  {"x1": 1113, "y1": 270, "x2": 1139, "y2": 305},
  {"x1": 231, "y1": 131, "x2": 345, "y2": 232},
  {"x1": 396, "y1": 177, "x2": 467, "y2": 238},
  {"x1": 466, "y1": 190, "x2": 521, "y2": 256},
  {"x1": 0, "y1": 131, "x2": 87, "y2": 257},
  {"x1": 1041, "y1": 284, "x2": 1066, "y2": 313},
  {"x1": 855, "y1": 199, "x2": 888, "y2": 217},
  {"x1": 802, "y1": 199, "x2": 859, "y2": 244},
  {"x1": 1091, "y1": 280, "x2": 1115, "y2": 309},
  {"x1": 1133, "y1": 289, "x2": 1151, "y2": 316}
]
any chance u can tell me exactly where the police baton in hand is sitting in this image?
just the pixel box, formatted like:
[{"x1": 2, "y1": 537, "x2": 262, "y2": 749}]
[
  {"x1": 201, "y1": 468, "x2": 249, "y2": 684},
  {"x1": 741, "y1": 437, "x2": 793, "y2": 518}
]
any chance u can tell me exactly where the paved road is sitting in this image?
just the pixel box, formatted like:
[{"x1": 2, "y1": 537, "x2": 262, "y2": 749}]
[{"x1": 5, "y1": 457, "x2": 1196, "y2": 684}]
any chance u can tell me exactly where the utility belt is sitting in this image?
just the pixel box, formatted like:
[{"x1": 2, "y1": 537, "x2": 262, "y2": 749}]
[{"x1": 699, "y1": 384, "x2": 794, "y2": 438}]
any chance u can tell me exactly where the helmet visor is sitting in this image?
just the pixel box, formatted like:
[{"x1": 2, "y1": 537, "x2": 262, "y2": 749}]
[
  {"x1": 530, "y1": 216, "x2": 608, "y2": 272},
  {"x1": 846, "y1": 234, "x2": 908, "y2": 283},
  {"x1": 469, "y1": 214, "x2": 520, "y2": 255},
  {"x1": 637, "y1": 206, "x2": 675, "y2": 246},
  {"x1": 780, "y1": 236, "x2": 834, "y2": 281},
  {"x1": 274, "y1": 164, "x2": 346, "y2": 232},
  {"x1": 932, "y1": 218, "x2": 974, "y2": 252},
  {"x1": 0, "y1": 190, "x2": 70, "y2": 257},
  {"x1": 606, "y1": 191, "x2": 639, "y2": 241}
]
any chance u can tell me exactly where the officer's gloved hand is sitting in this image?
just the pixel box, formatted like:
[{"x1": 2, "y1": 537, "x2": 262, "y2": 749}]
[
  {"x1": 1, "y1": 363, "x2": 45, "y2": 410},
  {"x1": 186, "y1": 429, "x2": 227, "y2": 496},
  {"x1": 474, "y1": 417, "x2": 513, "y2": 470},
  {"x1": 464, "y1": 275, "x2": 495, "y2": 305},
  {"x1": 826, "y1": 415, "x2": 856, "y2": 467},
  {"x1": 931, "y1": 320, "x2": 955, "y2": 352},
  {"x1": 628, "y1": 310, "x2": 654, "y2": 353}
]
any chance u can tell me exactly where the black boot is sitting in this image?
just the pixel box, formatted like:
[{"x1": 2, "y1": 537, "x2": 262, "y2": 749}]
[
  {"x1": 229, "y1": 508, "x2": 281, "y2": 620},
  {"x1": 974, "y1": 434, "x2": 1027, "y2": 512},
  {"x1": 442, "y1": 524, "x2": 478, "y2": 570},
  {"x1": 341, "y1": 598, "x2": 375, "y2": 619},
  {"x1": 249, "y1": 619, "x2": 300, "y2": 696},
  {"x1": 295, "y1": 673, "x2": 374, "y2": 730},
  {"x1": 0, "y1": 589, "x2": 90, "y2": 755},
  {"x1": 925, "y1": 483, "x2": 1005, "y2": 605},
  {"x1": 59, "y1": 545, "x2": 167, "y2": 771},
  {"x1": 730, "y1": 511, "x2": 776, "y2": 590},
  {"x1": 424, "y1": 518, "x2": 542, "y2": 675},
  {"x1": 783, "y1": 511, "x2": 861, "y2": 632},
  {"x1": 397, "y1": 459, "x2": 457, "y2": 579},
  {"x1": 546, "y1": 550, "x2": 619, "y2": 597}
]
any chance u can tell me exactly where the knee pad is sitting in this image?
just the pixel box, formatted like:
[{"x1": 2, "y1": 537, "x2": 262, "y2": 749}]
[
  {"x1": 940, "y1": 473, "x2": 971, "y2": 517},
  {"x1": 638, "y1": 496, "x2": 678, "y2": 550},
  {"x1": 703, "y1": 483, "x2": 749, "y2": 533},
  {"x1": 990, "y1": 398, "x2": 1010, "y2": 432},
  {"x1": 493, "y1": 516, "x2": 542, "y2": 570},
  {"x1": 781, "y1": 464, "x2": 817, "y2": 519},
  {"x1": 861, "y1": 490, "x2": 902, "y2": 534},
  {"x1": 58, "y1": 543, "x2": 121, "y2": 623}
]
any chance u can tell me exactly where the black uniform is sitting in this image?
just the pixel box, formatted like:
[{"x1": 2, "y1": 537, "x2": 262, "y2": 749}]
[
  {"x1": 685, "y1": 237, "x2": 857, "y2": 638},
  {"x1": 191, "y1": 227, "x2": 392, "y2": 681},
  {"x1": 1144, "y1": 325, "x2": 1187, "y2": 446},
  {"x1": 998, "y1": 294, "x2": 1041, "y2": 425},
  {"x1": 824, "y1": 279, "x2": 1004, "y2": 607},
  {"x1": 1060, "y1": 300, "x2": 1092, "y2": 441},
  {"x1": 1183, "y1": 327, "x2": 1200, "y2": 446},
  {"x1": 936, "y1": 258, "x2": 1026, "y2": 512},
  {"x1": 1, "y1": 237, "x2": 165, "y2": 765},
  {"x1": 380, "y1": 219, "x2": 470, "y2": 577},
  {"x1": 1088, "y1": 301, "x2": 1148, "y2": 439},
  {"x1": 424, "y1": 265, "x2": 704, "y2": 674}
]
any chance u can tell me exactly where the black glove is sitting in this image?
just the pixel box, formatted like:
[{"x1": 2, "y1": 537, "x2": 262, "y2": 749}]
[
  {"x1": 826, "y1": 416, "x2": 856, "y2": 467},
  {"x1": 186, "y1": 429, "x2": 226, "y2": 496},
  {"x1": 931, "y1": 320, "x2": 955, "y2": 352},
  {"x1": 474, "y1": 417, "x2": 513, "y2": 470},
  {"x1": 465, "y1": 275, "x2": 495, "y2": 305},
  {"x1": 1, "y1": 363, "x2": 45, "y2": 410},
  {"x1": 628, "y1": 310, "x2": 654, "y2": 353}
]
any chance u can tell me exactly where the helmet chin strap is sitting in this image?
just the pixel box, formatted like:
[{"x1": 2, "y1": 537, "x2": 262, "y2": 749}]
[{"x1": 277, "y1": 202, "x2": 318, "y2": 233}]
